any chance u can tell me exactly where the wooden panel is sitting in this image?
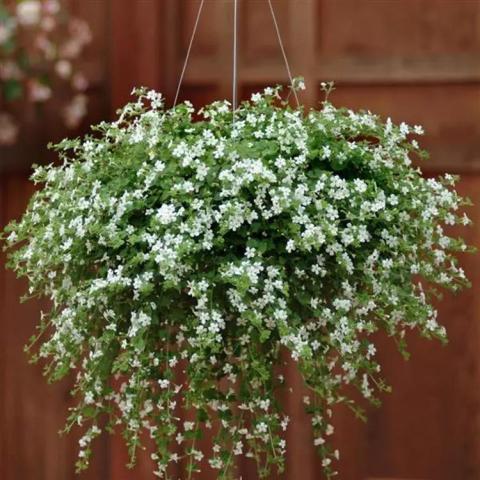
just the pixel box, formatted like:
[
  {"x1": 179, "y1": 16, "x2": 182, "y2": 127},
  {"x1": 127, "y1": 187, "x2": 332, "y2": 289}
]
[
  {"x1": 318, "y1": 0, "x2": 480, "y2": 83},
  {"x1": 289, "y1": 0, "x2": 317, "y2": 105},
  {"x1": 182, "y1": 0, "x2": 306, "y2": 98},
  {"x1": 0, "y1": 176, "x2": 109, "y2": 480},
  {"x1": 330, "y1": 84, "x2": 480, "y2": 172},
  {"x1": 181, "y1": 0, "x2": 218, "y2": 56},
  {"x1": 243, "y1": 0, "x2": 289, "y2": 61},
  {"x1": 319, "y1": 0, "x2": 480, "y2": 57},
  {"x1": 177, "y1": 85, "x2": 222, "y2": 109},
  {"x1": 110, "y1": 0, "x2": 166, "y2": 111},
  {"x1": 363, "y1": 176, "x2": 480, "y2": 480}
]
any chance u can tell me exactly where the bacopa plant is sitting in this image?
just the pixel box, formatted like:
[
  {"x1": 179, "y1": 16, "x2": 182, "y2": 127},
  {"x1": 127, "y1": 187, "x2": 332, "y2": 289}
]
[{"x1": 3, "y1": 82, "x2": 473, "y2": 479}]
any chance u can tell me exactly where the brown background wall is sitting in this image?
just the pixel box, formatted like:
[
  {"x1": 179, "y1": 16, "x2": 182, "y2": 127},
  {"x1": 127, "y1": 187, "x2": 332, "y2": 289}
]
[{"x1": 1, "y1": 1, "x2": 480, "y2": 479}]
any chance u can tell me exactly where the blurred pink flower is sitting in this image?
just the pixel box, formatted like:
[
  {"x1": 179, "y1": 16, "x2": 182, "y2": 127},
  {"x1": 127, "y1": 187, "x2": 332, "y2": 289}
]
[
  {"x1": 55, "y1": 60, "x2": 72, "y2": 79},
  {"x1": 0, "y1": 114, "x2": 19, "y2": 146},
  {"x1": 60, "y1": 39, "x2": 82, "y2": 59},
  {"x1": 72, "y1": 72, "x2": 89, "y2": 92},
  {"x1": 40, "y1": 16, "x2": 56, "y2": 32},
  {"x1": 34, "y1": 34, "x2": 56, "y2": 59},
  {"x1": 0, "y1": 61, "x2": 23, "y2": 80},
  {"x1": 70, "y1": 19, "x2": 92, "y2": 47},
  {"x1": 43, "y1": 0, "x2": 60, "y2": 15},
  {"x1": 0, "y1": 24, "x2": 11, "y2": 43},
  {"x1": 29, "y1": 80, "x2": 52, "y2": 102},
  {"x1": 60, "y1": 21, "x2": 91, "y2": 59},
  {"x1": 63, "y1": 94, "x2": 88, "y2": 129}
]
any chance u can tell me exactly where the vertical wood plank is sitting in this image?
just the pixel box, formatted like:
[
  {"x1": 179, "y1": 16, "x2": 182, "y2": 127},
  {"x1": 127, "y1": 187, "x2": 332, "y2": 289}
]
[
  {"x1": 110, "y1": 0, "x2": 165, "y2": 113},
  {"x1": 0, "y1": 173, "x2": 6, "y2": 480},
  {"x1": 289, "y1": 0, "x2": 317, "y2": 106},
  {"x1": 218, "y1": 0, "x2": 238, "y2": 102},
  {"x1": 0, "y1": 176, "x2": 71, "y2": 480}
]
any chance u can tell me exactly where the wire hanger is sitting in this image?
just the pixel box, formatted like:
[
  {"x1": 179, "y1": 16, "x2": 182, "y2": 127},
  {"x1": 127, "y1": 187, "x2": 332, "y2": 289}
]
[{"x1": 173, "y1": 0, "x2": 300, "y2": 110}]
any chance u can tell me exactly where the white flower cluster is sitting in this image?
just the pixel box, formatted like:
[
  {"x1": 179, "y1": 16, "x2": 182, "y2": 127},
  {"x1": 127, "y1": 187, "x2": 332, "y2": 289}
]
[{"x1": 3, "y1": 83, "x2": 473, "y2": 479}]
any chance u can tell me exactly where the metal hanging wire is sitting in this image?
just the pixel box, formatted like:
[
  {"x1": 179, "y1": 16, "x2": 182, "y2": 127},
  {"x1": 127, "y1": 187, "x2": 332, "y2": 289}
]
[
  {"x1": 232, "y1": 0, "x2": 239, "y2": 114},
  {"x1": 173, "y1": 0, "x2": 205, "y2": 107},
  {"x1": 267, "y1": 0, "x2": 300, "y2": 107},
  {"x1": 173, "y1": 0, "x2": 299, "y2": 110}
]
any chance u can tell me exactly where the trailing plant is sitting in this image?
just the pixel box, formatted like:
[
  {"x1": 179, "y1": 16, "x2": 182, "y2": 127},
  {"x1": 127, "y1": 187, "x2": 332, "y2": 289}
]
[{"x1": 2, "y1": 81, "x2": 473, "y2": 478}]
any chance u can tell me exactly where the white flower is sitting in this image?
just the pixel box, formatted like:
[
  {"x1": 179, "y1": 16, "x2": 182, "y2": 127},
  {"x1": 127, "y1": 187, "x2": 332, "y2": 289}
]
[
  {"x1": 17, "y1": 1, "x2": 42, "y2": 25},
  {"x1": 353, "y1": 178, "x2": 367, "y2": 193},
  {"x1": 414, "y1": 125, "x2": 424, "y2": 135},
  {"x1": 286, "y1": 239, "x2": 295, "y2": 252},
  {"x1": 128, "y1": 311, "x2": 151, "y2": 337},
  {"x1": 256, "y1": 422, "x2": 268, "y2": 433},
  {"x1": 297, "y1": 80, "x2": 306, "y2": 90},
  {"x1": 158, "y1": 379, "x2": 170, "y2": 389},
  {"x1": 156, "y1": 204, "x2": 178, "y2": 224},
  {"x1": 7, "y1": 231, "x2": 18, "y2": 243},
  {"x1": 84, "y1": 391, "x2": 94, "y2": 404},
  {"x1": 322, "y1": 145, "x2": 331, "y2": 159},
  {"x1": 183, "y1": 421, "x2": 195, "y2": 431},
  {"x1": 399, "y1": 122, "x2": 410, "y2": 136}
]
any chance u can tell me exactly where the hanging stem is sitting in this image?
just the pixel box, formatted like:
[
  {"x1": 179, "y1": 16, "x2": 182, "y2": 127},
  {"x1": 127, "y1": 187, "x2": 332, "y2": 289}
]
[
  {"x1": 186, "y1": 420, "x2": 199, "y2": 480},
  {"x1": 221, "y1": 411, "x2": 244, "y2": 479}
]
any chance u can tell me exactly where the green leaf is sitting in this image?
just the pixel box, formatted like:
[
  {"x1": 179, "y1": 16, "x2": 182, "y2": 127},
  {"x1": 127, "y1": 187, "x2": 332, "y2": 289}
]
[{"x1": 3, "y1": 79, "x2": 23, "y2": 102}]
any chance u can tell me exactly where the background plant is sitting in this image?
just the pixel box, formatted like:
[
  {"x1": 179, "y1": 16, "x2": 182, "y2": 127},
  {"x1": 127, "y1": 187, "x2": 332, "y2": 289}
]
[
  {"x1": 0, "y1": 0, "x2": 91, "y2": 146},
  {"x1": 3, "y1": 82, "x2": 473, "y2": 479}
]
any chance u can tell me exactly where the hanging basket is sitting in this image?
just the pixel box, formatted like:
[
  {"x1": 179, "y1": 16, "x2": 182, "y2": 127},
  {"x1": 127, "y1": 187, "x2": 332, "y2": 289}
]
[{"x1": 3, "y1": 81, "x2": 473, "y2": 479}]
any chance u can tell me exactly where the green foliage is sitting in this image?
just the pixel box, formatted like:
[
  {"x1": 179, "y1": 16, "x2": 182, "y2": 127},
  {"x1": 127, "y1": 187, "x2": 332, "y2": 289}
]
[{"x1": 2, "y1": 82, "x2": 474, "y2": 479}]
